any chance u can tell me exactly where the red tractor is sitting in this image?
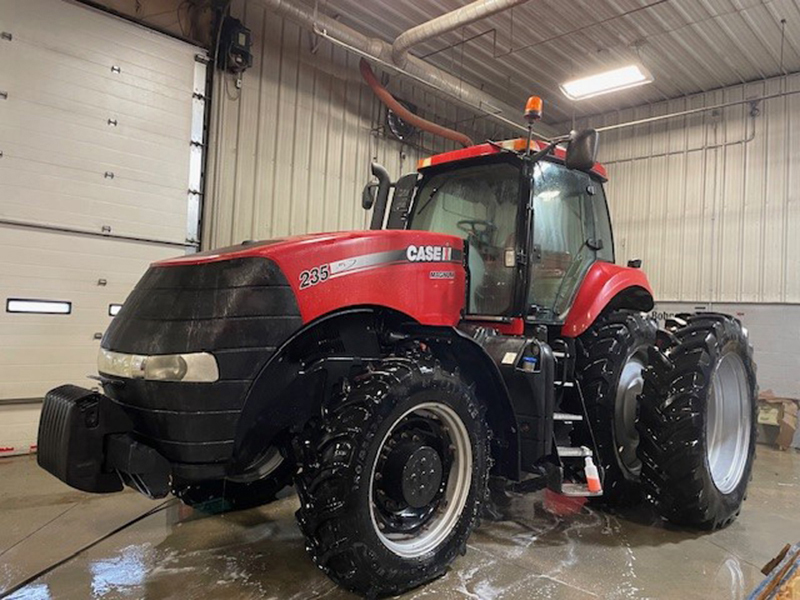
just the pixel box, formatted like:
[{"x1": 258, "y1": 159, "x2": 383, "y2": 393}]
[{"x1": 38, "y1": 100, "x2": 757, "y2": 598}]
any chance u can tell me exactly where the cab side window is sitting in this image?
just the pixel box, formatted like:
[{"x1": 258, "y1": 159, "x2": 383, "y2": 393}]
[
  {"x1": 529, "y1": 162, "x2": 596, "y2": 316},
  {"x1": 412, "y1": 163, "x2": 520, "y2": 315},
  {"x1": 591, "y1": 185, "x2": 615, "y2": 263}
]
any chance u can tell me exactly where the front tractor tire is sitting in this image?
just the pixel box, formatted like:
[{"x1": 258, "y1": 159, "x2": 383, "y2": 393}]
[
  {"x1": 637, "y1": 313, "x2": 757, "y2": 530},
  {"x1": 294, "y1": 356, "x2": 489, "y2": 598},
  {"x1": 576, "y1": 310, "x2": 657, "y2": 505}
]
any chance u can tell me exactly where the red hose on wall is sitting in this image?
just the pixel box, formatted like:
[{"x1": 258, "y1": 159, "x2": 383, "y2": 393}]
[{"x1": 359, "y1": 59, "x2": 474, "y2": 148}]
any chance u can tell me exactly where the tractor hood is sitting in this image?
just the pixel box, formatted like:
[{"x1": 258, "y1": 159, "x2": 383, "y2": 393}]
[
  {"x1": 98, "y1": 230, "x2": 466, "y2": 472},
  {"x1": 154, "y1": 230, "x2": 468, "y2": 327}
]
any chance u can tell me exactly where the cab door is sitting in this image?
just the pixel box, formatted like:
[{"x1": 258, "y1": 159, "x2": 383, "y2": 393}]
[{"x1": 528, "y1": 161, "x2": 611, "y2": 320}]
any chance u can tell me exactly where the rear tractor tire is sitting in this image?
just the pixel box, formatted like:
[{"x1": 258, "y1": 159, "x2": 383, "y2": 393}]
[
  {"x1": 575, "y1": 309, "x2": 656, "y2": 506},
  {"x1": 294, "y1": 355, "x2": 489, "y2": 598},
  {"x1": 637, "y1": 313, "x2": 757, "y2": 530},
  {"x1": 172, "y1": 448, "x2": 294, "y2": 514}
]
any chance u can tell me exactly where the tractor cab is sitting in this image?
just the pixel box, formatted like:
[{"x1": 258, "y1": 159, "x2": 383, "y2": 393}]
[
  {"x1": 367, "y1": 119, "x2": 616, "y2": 329},
  {"x1": 409, "y1": 138, "x2": 614, "y2": 324}
]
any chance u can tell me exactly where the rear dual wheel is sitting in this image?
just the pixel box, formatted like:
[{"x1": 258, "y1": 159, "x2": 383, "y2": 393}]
[
  {"x1": 577, "y1": 309, "x2": 756, "y2": 531},
  {"x1": 294, "y1": 356, "x2": 489, "y2": 598},
  {"x1": 576, "y1": 310, "x2": 656, "y2": 505},
  {"x1": 637, "y1": 313, "x2": 757, "y2": 529}
]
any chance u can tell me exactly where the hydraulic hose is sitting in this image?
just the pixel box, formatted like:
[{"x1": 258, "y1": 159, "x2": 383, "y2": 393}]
[{"x1": 359, "y1": 59, "x2": 474, "y2": 148}]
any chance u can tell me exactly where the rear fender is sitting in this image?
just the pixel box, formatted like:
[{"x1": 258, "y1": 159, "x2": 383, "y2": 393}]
[{"x1": 562, "y1": 262, "x2": 654, "y2": 337}]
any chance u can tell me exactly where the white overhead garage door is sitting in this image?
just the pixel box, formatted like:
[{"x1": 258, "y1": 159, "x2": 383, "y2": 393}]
[{"x1": 0, "y1": 0, "x2": 207, "y2": 456}]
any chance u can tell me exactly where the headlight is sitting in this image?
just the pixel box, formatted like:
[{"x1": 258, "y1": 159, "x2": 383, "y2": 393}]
[{"x1": 97, "y1": 349, "x2": 219, "y2": 382}]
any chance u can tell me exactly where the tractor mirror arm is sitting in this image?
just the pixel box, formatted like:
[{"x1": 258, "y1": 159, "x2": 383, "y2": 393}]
[
  {"x1": 527, "y1": 141, "x2": 558, "y2": 163},
  {"x1": 524, "y1": 133, "x2": 571, "y2": 164}
]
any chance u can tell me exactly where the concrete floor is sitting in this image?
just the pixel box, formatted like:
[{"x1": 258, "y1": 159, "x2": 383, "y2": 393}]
[{"x1": 1, "y1": 447, "x2": 797, "y2": 600}]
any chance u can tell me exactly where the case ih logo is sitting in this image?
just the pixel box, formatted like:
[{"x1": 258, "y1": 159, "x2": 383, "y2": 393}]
[{"x1": 406, "y1": 245, "x2": 453, "y2": 262}]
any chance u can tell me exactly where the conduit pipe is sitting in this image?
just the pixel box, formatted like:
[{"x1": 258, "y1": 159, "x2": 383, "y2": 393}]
[
  {"x1": 359, "y1": 59, "x2": 474, "y2": 147},
  {"x1": 258, "y1": 0, "x2": 553, "y2": 139},
  {"x1": 392, "y1": 0, "x2": 529, "y2": 68},
  {"x1": 595, "y1": 88, "x2": 800, "y2": 133}
]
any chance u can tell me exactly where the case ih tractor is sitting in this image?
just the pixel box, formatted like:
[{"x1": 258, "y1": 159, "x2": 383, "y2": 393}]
[{"x1": 38, "y1": 98, "x2": 757, "y2": 598}]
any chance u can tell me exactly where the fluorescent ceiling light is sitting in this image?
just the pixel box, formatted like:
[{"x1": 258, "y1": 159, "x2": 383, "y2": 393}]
[
  {"x1": 7, "y1": 298, "x2": 72, "y2": 314},
  {"x1": 109, "y1": 304, "x2": 123, "y2": 316},
  {"x1": 561, "y1": 65, "x2": 653, "y2": 100}
]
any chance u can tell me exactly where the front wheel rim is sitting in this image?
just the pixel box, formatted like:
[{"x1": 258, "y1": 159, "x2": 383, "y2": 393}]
[
  {"x1": 369, "y1": 401, "x2": 473, "y2": 558},
  {"x1": 706, "y1": 351, "x2": 751, "y2": 495}
]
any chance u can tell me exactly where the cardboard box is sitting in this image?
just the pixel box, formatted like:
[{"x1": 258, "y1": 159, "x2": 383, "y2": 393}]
[{"x1": 758, "y1": 390, "x2": 799, "y2": 451}]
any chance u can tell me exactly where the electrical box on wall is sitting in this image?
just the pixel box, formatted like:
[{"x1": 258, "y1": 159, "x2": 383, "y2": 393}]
[{"x1": 220, "y1": 16, "x2": 252, "y2": 74}]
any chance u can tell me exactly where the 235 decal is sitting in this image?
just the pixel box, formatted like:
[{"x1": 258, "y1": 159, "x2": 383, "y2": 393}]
[{"x1": 299, "y1": 264, "x2": 330, "y2": 289}]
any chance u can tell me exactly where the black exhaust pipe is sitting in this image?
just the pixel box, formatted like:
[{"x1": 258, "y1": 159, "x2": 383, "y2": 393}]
[{"x1": 363, "y1": 162, "x2": 392, "y2": 230}]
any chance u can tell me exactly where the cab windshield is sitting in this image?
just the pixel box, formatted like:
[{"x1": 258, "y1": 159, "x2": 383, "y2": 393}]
[{"x1": 411, "y1": 162, "x2": 520, "y2": 315}]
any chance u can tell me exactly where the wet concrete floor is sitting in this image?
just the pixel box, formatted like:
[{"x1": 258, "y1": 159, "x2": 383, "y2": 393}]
[{"x1": 1, "y1": 446, "x2": 797, "y2": 599}]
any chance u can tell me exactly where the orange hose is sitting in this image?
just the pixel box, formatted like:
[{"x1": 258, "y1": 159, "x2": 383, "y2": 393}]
[{"x1": 359, "y1": 59, "x2": 474, "y2": 148}]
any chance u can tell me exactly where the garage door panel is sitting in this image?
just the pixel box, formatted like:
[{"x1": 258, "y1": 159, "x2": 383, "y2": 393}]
[
  {"x1": 1, "y1": 292, "x2": 143, "y2": 319},
  {"x1": 0, "y1": 406, "x2": 41, "y2": 456},
  {"x1": 0, "y1": 0, "x2": 198, "y2": 92},
  {"x1": 0, "y1": 228, "x2": 178, "y2": 400},
  {"x1": 1, "y1": 168, "x2": 187, "y2": 216},
  {"x1": 0, "y1": 124, "x2": 188, "y2": 186},
  {"x1": 8, "y1": 37, "x2": 196, "y2": 105},
  {"x1": 0, "y1": 190, "x2": 186, "y2": 243},
  {"x1": 2, "y1": 137, "x2": 188, "y2": 198},
  {"x1": 2, "y1": 381, "x2": 94, "y2": 403},
  {"x1": 6, "y1": 138, "x2": 188, "y2": 192},
  {"x1": 0, "y1": 346, "x2": 110, "y2": 366},
  {"x1": 0, "y1": 159, "x2": 188, "y2": 237},
  {"x1": 0, "y1": 227, "x2": 180, "y2": 277},
  {"x1": 2, "y1": 102, "x2": 188, "y2": 164},
  {"x1": 8, "y1": 85, "x2": 190, "y2": 142},
  {"x1": 0, "y1": 365, "x2": 103, "y2": 388},
  {"x1": 0, "y1": 47, "x2": 194, "y2": 124}
]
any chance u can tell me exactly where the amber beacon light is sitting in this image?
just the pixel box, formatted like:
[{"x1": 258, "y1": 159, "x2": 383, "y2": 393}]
[{"x1": 524, "y1": 95, "x2": 543, "y2": 123}]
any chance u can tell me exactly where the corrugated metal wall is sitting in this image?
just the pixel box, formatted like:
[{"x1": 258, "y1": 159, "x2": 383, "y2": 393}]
[
  {"x1": 203, "y1": 0, "x2": 512, "y2": 250},
  {"x1": 573, "y1": 73, "x2": 800, "y2": 303},
  {"x1": 204, "y1": 3, "x2": 799, "y2": 306}
]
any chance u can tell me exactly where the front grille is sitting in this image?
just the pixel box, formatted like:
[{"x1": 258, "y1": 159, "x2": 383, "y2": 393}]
[
  {"x1": 100, "y1": 257, "x2": 302, "y2": 468},
  {"x1": 103, "y1": 257, "x2": 301, "y2": 356}
]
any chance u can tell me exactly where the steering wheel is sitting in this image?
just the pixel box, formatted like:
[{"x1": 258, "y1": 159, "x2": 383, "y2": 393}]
[{"x1": 457, "y1": 219, "x2": 495, "y2": 244}]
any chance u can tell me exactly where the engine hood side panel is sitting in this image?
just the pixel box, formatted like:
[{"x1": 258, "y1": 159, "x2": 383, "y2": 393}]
[{"x1": 157, "y1": 230, "x2": 468, "y2": 327}]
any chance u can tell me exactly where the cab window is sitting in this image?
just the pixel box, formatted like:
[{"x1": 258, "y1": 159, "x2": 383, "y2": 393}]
[
  {"x1": 411, "y1": 162, "x2": 520, "y2": 315},
  {"x1": 529, "y1": 161, "x2": 598, "y2": 319},
  {"x1": 591, "y1": 185, "x2": 615, "y2": 263}
]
